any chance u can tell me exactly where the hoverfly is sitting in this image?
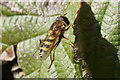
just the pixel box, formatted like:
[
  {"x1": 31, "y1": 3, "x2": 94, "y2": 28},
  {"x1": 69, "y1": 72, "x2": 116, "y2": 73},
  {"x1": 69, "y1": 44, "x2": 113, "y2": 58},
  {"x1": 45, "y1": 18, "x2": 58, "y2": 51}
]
[{"x1": 39, "y1": 15, "x2": 70, "y2": 70}]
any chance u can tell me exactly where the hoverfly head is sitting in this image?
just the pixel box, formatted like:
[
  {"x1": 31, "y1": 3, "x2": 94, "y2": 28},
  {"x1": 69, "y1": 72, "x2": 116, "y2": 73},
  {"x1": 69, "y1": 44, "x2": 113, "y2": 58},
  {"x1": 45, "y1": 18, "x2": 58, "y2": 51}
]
[{"x1": 56, "y1": 16, "x2": 70, "y2": 26}]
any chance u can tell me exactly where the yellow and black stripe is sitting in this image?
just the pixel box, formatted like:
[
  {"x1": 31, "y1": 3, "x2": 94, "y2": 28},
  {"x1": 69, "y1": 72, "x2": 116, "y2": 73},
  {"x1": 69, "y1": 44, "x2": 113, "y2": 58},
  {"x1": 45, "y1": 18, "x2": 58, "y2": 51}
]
[
  {"x1": 39, "y1": 16, "x2": 70, "y2": 59},
  {"x1": 39, "y1": 35, "x2": 56, "y2": 57}
]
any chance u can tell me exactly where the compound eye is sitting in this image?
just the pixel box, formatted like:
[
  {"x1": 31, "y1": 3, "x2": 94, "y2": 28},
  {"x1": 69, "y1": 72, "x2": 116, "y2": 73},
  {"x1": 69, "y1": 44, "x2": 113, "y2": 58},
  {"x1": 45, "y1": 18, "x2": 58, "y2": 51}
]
[{"x1": 56, "y1": 16, "x2": 64, "y2": 21}]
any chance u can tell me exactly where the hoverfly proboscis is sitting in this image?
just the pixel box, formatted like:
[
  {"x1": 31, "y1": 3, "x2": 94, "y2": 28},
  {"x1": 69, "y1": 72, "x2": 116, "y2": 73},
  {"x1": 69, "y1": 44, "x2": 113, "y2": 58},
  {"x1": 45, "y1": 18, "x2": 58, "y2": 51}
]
[{"x1": 39, "y1": 15, "x2": 71, "y2": 71}]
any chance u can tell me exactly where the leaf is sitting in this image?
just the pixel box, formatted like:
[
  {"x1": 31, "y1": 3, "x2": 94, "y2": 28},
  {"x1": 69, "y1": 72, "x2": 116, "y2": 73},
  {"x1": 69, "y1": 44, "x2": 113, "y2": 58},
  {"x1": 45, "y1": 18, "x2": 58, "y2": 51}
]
[
  {"x1": 0, "y1": 15, "x2": 56, "y2": 45},
  {"x1": 0, "y1": 2, "x2": 72, "y2": 45},
  {"x1": 74, "y1": 1, "x2": 120, "y2": 78},
  {"x1": 0, "y1": 1, "x2": 81, "y2": 78}
]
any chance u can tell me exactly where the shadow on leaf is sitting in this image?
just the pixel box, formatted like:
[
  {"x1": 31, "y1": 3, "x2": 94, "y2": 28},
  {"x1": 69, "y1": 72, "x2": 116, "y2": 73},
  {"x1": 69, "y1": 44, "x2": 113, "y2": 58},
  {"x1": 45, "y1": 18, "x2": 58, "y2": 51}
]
[{"x1": 74, "y1": 2, "x2": 120, "y2": 79}]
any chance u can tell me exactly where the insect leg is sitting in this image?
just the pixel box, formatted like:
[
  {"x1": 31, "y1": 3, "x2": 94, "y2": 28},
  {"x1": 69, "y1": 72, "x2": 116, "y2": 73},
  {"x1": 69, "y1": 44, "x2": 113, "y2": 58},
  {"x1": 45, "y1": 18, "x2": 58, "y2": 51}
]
[
  {"x1": 48, "y1": 52, "x2": 53, "y2": 72},
  {"x1": 62, "y1": 35, "x2": 74, "y2": 45},
  {"x1": 65, "y1": 24, "x2": 73, "y2": 31},
  {"x1": 62, "y1": 35, "x2": 76, "y2": 50},
  {"x1": 48, "y1": 38, "x2": 62, "y2": 71},
  {"x1": 48, "y1": 36, "x2": 75, "y2": 71},
  {"x1": 48, "y1": 45, "x2": 58, "y2": 72}
]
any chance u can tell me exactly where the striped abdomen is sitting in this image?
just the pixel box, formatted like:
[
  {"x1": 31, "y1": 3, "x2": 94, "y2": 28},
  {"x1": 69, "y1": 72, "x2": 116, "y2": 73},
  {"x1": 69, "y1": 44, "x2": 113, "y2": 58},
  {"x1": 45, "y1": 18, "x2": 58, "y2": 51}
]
[{"x1": 39, "y1": 34, "x2": 58, "y2": 60}]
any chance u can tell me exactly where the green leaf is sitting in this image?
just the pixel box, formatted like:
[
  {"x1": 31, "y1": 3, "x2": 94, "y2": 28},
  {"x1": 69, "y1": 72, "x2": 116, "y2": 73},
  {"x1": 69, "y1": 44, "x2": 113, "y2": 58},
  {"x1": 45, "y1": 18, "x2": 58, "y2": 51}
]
[
  {"x1": 0, "y1": 15, "x2": 56, "y2": 45},
  {"x1": 0, "y1": 1, "x2": 81, "y2": 78},
  {"x1": 2, "y1": 1, "x2": 119, "y2": 79}
]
